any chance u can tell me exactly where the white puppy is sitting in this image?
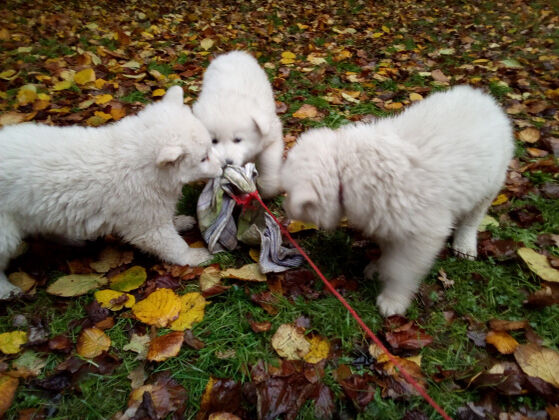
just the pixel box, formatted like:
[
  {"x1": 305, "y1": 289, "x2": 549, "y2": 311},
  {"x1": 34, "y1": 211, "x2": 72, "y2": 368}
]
[
  {"x1": 0, "y1": 86, "x2": 222, "y2": 299},
  {"x1": 281, "y1": 86, "x2": 513, "y2": 316},
  {"x1": 193, "y1": 50, "x2": 284, "y2": 198}
]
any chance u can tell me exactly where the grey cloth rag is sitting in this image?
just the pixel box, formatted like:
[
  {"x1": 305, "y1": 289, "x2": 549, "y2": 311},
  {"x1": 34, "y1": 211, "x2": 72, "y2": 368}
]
[{"x1": 196, "y1": 163, "x2": 303, "y2": 273}]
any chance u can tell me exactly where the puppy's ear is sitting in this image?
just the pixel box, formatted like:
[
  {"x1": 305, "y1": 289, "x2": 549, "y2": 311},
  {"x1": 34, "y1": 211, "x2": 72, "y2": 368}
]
[
  {"x1": 156, "y1": 146, "x2": 185, "y2": 167},
  {"x1": 162, "y1": 86, "x2": 185, "y2": 106},
  {"x1": 252, "y1": 111, "x2": 271, "y2": 137}
]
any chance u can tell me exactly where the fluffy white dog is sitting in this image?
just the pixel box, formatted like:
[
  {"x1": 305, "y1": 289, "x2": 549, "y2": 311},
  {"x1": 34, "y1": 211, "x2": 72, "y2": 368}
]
[
  {"x1": 281, "y1": 85, "x2": 513, "y2": 316},
  {"x1": 0, "y1": 86, "x2": 222, "y2": 299},
  {"x1": 193, "y1": 50, "x2": 284, "y2": 198}
]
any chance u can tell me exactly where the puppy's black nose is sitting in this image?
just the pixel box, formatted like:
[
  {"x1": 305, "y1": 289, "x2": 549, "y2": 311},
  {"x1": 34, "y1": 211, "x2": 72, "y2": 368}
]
[{"x1": 225, "y1": 159, "x2": 233, "y2": 165}]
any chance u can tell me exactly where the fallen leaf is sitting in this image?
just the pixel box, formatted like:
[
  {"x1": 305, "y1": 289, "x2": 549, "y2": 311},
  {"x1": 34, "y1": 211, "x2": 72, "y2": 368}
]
[
  {"x1": 221, "y1": 263, "x2": 266, "y2": 282},
  {"x1": 94, "y1": 94, "x2": 113, "y2": 105},
  {"x1": 249, "y1": 320, "x2": 272, "y2": 333},
  {"x1": 52, "y1": 79, "x2": 74, "y2": 91},
  {"x1": 478, "y1": 215, "x2": 499, "y2": 232},
  {"x1": 95, "y1": 289, "x2": 136, "y2": 311},
  {"x1": 46, "y1": 273, "x2": 107, "y2": 297},
  {"x1": 437, "y1": 269, "x2": 455, "y2": 289},
  {"x1": 110, "y1": 266, "x2": 147, "y2": 291},
  {"x1": 486, "y1": 330, "x2": 519, "y2": 354},
  {"x1": 10, "y1": 350, "x2": 47, "y2": 378},
  {"x1": 0, "y1": 374, "x2": 18, "y2": 416},
  {"x1": 271, "y1": 323, "x2": 310, "y2": 360},
  {"x1": 169, "y1": 292, "x2": 208, "y2": 331},
  {"x1": 128, "y1": 363, "x2": 147, "y2": 389},
  {"x1": 123, "y1": 333, "x2": 151, "y2": 360},
  {"x1": 184, "y1": 329, "x2": 205, "y2": 350},
  {"x1": 384, "y1": 316, "x2": 433, "y2": 350},
  {"x1": 280, "y1": 51, "x2": 296, "y2": 64},
  {"x1": 8, "y1": 272, "x2": 36, "y2": 294},
  {"x1": 431, "y1": 69, "x2": 450, "y2": 83},
  {"x1": 48, "y1": 335, "x2": 73, "y2": 353},
  {"x1": 0, "y1": 111, "x2": 27, "y2": 126},
  {"x1": 90, "y1": 247, "x2": 134, "y2": 273},
  {"x1": 518, "y1": 247, "x2": 559, "y2": 283},
  {"x1": 514, "y1": 343, "x2": 559, "y2": 388},
  {"x1": 518, "y1": 127, "x2": 541, "y2": 143},
  {"x1": 76, "y1": 327, "x2": 111, "y2": 359},
  {"x1": 292, "y1": 104, "x2": 318, "y2": 119},
  {"x1": 409, "y1": 92, "x2": 423, "y2": 101},
  {"x1": 287, "y1": 220, "x2": 318, "y2": 233},
  {"x1": 132, "y1": 288, "x2": 182, "y2": 327},
  {"x1": 198, "y1": 377, "x2": 243, "y2": 420},
  {"x1": 303, "y1": 335, "x2": 330, "y2": 364},
  {"x1": 126, "y1": 373, "x2": 187, "y2": 419},
  {"x1": 492, "y1": 193, "x2": 508, "y2": 206},
  {"x1": 152, "y1": 88, "x2": 166, "y2": 97},
  {"x1": 74, "y1": 68, "x2": 96, "y2": 85},
  {"x1": 200, "y1": 38, "x2": 214, "y2": 50},
  {"x1": 0, "y1": 331, "x2": 28, "y2": 354},
  {"x1": 16, "y1": 84, "x2": 37, "y2": 106},
  {"x1": 147, "y1": 331, "x2": 184, "y2": 362}
]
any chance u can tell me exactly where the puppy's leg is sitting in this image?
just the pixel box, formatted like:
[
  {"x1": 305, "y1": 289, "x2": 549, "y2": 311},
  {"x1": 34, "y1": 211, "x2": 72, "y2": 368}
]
[
  {"x1": 0, "y1": 214, "x2": 23, "y2": 299},
  {"x1": 453, "y1": 197, "x2": 493, "y2": 260},
  {"x1": 124, "y1": 223, "x2": 211, "y2": 266},
  {"x1": 375, "y1": 235, "x2": 446, "y2": 316},
  {"x1": 256, "y1": 138, "x2": 284, "y2": 198},
  {"x1": 173, "y1": 215, "x2": 196, "y2": 232}
]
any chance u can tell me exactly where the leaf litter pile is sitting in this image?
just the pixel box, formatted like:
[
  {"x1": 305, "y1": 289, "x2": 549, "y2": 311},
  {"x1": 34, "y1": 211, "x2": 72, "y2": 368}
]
[{"x1": 1, "y1": 0, "x2": 559, "y2": 418}]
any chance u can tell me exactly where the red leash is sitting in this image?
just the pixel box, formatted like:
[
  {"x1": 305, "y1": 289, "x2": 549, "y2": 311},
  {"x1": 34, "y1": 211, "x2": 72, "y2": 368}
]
[{"x1": 241, "y1": 190, "x2": 452, "y2": 420}]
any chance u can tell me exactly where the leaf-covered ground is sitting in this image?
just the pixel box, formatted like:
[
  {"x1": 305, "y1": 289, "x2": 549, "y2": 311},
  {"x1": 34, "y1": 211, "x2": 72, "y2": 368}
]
[{"x1": 1, "y1": 0, "x2": 559, "y2": 419}]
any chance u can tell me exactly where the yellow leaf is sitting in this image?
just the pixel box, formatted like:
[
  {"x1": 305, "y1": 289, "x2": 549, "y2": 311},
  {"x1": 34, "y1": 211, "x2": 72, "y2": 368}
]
[
  {"x1": 477, "y1": 215, "x2": 499, "y2": 232},
  {"x1": 287, "y1": 220, "x2": 318, "y2": 233},
  {"x1": 485, "y1": 330, "x2": 519, "y2": 354},
  {"x1": 37, "y1": 93, "x2": 50, "y2": 101},
  {"x1": 303, "y1": 335, "x2": 330, "y2": 364},
  {"x1": 491, "y1": 193, "x2": 508, "y2": 206},
  {"x1": 8, "y1": 272, "x2": 36, "y2": 294},
  {"x1": 514, "y1": 343, "x2": 559, "y2": 388},
  {"x1": 0, "y1": 69, "x2": 17, "y2": 80},
  {"x1": 17, "y1": 84, "x2": 37, "y2": 106},
  {"x1": 169, "y1": 292, "x2": 208, "y2": 331},
  {"x1": 109, "y1": 266, "x2": 147, "y2": 292},
  {"x1": 49, "y1": 107, "x2": 71, "y2": 113},
  {"x1": 271, "y1": 323, "x2": 310, "y2": 360},
  {"x1": 152, "y1": 88, "x2": 166, "y2": 97},
  {"x1": 90, "y1": 247, "x2": 134, "y2": 273},
  {"x1": 409, "y1": 92, "x2": 423, "y2": 101},
  {"x1": 94, "y1": 78, "x2": 106, "y2": 89},
  {"x1": 296, "y1": 23, "x2": 309, "y2": 30},
  {"x1": 221, "y1": 263, "x2": 266, "y2": 282},
  {"x1": 385, "y1": 102, "x2": 403, "y2": 110},
  {"x1": 95, "y1": 289, "x2": 136, "y2": 311},
  {"x1": 94, "y1": 111, "x2": 112, "y2": 120},
  {"x1": 280, "y1": 51, "x2": 296, "y2": 64},
  {"x1": 147, "y1": 331, "x2": 184, "y2": 362},
  {"x1": 281, "y1": 51, "x2": 296, "y2": 59},
  {"x1": 199, "y1": 266, "x2": 223, "y2": 292},
  {"x1": 518, "y1": 247, "x2": 559, "y2": 283},
  {"x1": 0, "y1": 331, "x2": 28, "y2": 355},
  {"x1": 110, "y1": 103, "x2": 126, "y2": 121},
  {"x1": 74, "y1": 68, "x2": 96, "y2": 85},
  {"x1": 94, "y1": 94, "x2": 113, "y2": 105},
  {"x1": 307, "y1": 54, "x2": 326, "y2": 65},
  {"x1": 292, "y1": 104, "x2": 318, "y2": 119},
  {"x1": 200, "y1": 38, "x2": 214, "y2": 50},
  {"x1": 0, "y1": 374, "x2": 19, "y2": 416},
  {"x1": 52, "y1": 80, "x2": 73, "y2": 91},
  {"x1": 382, "y1": 25, "x2": 391, "y2": 33},
  {"x1": 132, "y1": 288, "x2": 182, "y2": 327},
  {"x1": 46, "y1": 274, "x2": 107, "y2": 297},
  {"x1": 372, "y1": 32, "x2": 384, "y2": 38},
  {"x1": 249, "y1": 248, "x2": 260, "y2": 263},
  {"x1": 76, "y1": 327, "x2": 111, "y2": 359},
  {"x1": 517, "y1": 127, "x2": 541, "y2": 143}
]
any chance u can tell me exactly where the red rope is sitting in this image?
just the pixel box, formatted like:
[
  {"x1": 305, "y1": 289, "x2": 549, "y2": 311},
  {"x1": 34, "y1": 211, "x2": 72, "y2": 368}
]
[{"x1": 243, "y1": 190, "x2": 453, "y2": 420}]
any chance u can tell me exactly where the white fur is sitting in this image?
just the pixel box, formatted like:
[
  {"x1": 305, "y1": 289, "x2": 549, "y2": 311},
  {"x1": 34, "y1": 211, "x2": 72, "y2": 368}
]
[
  {"x1": 0, "y1": 86, "x2": 222, "y2": 299},
  {"x1": 281, "y1": 86, "x2": 514, "y2": 316},
  {"x1": 193, "y1": 51, "x2": 284, "y2": 198}
]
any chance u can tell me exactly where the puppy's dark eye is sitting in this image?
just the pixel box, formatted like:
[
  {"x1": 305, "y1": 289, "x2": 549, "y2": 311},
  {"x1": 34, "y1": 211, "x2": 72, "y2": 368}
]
[
  {"x1": 212, "y1": 138, "x2": 219, "y2": 145},
  {"x1": 233, "y1": 137, "x2": 242, "y2": 143},
  {"x1": 201, "y1": 156, "x2": 208, "y2": 162}
]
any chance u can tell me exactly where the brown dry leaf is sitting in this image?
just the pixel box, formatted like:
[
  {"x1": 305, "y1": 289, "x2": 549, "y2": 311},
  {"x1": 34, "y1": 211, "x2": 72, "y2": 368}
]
[
  {"x1": 0, "y1": 374, "x2": 19, "y2": 416},
  {"x1": 431, "y1": 69, "x2": 450, "y2": 83},
  {"x1": 76, "y1": 327, "x2": 111, "y2": 359},
  {"x1": 126, "y1": 373, "x2": 187, "y2": 419},
  {"x1": 46, "y1": 273, "x2": 107, "y2": 297},
  {"x1": 0, "y1": 331, "x2": 28, "y2": 355},
  {"x1": 271, "y1": 323, "x2": 310, "y2": 360},
  {"x1": 292, "y1": 104, "x2": 318, "y2": 119},
  {"x1": 486, "y1": 330, "x2": 519, "y2": 354},
  {"x1": 132, "y1": 288, "x2": 182, "y2": 327},
  {"x1": 437, "y1": 269, "x2": 454, "y2": 288},
  {"x1": 0, "y1": 111, "x2": 27, "y2": 127},
  {"x1": 249, "y1": 320, "x2": 272, "y2": 333},
  {"x1": 518, "y1": 247, "x2": 559, "y2": 283},
  {"x1": 169, "y1": 292, "x2": 208, "y2": 331},
  {"x1": 127, "y1": 363, "x2": 147, "y2": 389},
  {"x1": 518, "y1": 127, "x2": 541, "y2": 143},
  {"x1": 89, "y1": 247, "x2": 133, "y2": 273},
  {"x1": 220, "y1": 264, "x2": 266, "y2": 282},
  {"x1": 147, "y1": 331, "x2": 184, "y2": 362},
  {"x1": 514, "y1": 343, "x2": 559, "y2": 388}
]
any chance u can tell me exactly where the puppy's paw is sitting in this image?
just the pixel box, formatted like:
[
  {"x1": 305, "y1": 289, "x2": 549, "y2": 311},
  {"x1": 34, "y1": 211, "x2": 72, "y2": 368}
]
[
  {"x1": 363, "y1": 261, "x2": 378, "y2": 279},
  {"x1": 0, "y1": 277, "x2": 23, "y2": 301},
  {"x1": 452, "y1": 245, "x2": 477, "y2": 260},
  {"x1": 173, "y1": 215, "x2": 196, "y2": 232},
  {"x1": 181, "y1": 247, "x2": 212, "y2": 266},
  {"x1": 376, "y1": 292, "x2": 410, "y2": 317}
]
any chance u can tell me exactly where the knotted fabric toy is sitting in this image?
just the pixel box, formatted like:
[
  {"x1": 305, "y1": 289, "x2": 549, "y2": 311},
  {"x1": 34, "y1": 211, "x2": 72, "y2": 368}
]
[{"x1": 196, "y1": 163, "x2": 303, "y2": 273}]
